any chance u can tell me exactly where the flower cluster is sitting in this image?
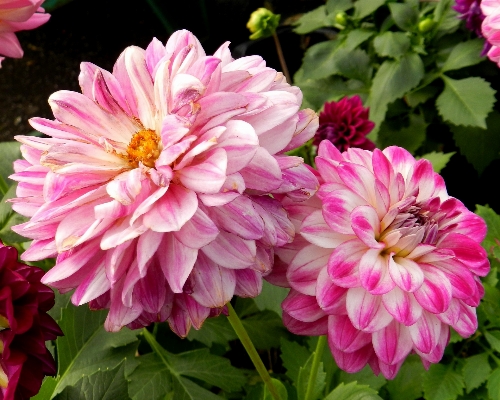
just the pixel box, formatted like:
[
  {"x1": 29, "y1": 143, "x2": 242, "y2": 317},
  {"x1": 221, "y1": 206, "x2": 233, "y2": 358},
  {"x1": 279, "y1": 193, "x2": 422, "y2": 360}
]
[
  {"x1": 0, "y1": 242, "x2": 62, "y2": 400},
  {"x1": 313, "y1": 96, "x2": 375, "y2": 152},
  {"x1": 0, "y1": 0, "x2": 50, "y2": 67},
  {"x1": 274, "y1": 141, "x2": 489, "y2": 379},
  {"x1": 482, "y1": 0, "x2": 500, "y2": 65},
  {"x1": 10, "y1": 30, "x2": 319, "y2": 336}
]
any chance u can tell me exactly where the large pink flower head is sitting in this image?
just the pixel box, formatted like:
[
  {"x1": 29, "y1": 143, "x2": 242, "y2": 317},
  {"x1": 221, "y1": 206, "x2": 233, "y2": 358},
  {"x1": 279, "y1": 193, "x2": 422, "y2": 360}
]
[
  {"x1": 275, "y1": 141, "x2": 489, "y2": 379},
  {"x1": 0, "y1": 0, "x2": 50, "y2": 67},
  {"x1": 0, "y1": 242, "x2": 62, "y2": 400},
  {"x1": 9, "y1": 30, "x2": 319, "y2": 335},
  {"x1": 481, "y1": 0, "x2": 500, "y2": 66},
  {"x1": 313, "y1": 96, "x2": 375, "y2": 152}
]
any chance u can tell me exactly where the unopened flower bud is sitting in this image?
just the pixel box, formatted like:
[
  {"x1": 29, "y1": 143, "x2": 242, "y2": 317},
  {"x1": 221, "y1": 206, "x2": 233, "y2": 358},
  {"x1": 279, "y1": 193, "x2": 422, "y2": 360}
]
[
  {"x1": 247, "y1": 8, "x2": 280, "y2": 40},
  {"x1": 335, "y1": 12, "x2": 347, "y2": 27},
  {"x1": 418, "y1": 17, "x2": 435, "y2": 33}
]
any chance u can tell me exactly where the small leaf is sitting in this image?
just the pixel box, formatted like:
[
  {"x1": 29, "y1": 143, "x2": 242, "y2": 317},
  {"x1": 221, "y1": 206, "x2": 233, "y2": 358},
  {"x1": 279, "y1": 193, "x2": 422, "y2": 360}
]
[
  {"x1": 386, "y1": 355, "x2": 424, "y2": 400},
  {"x1": 463, "y1": 353, "x2": 492, "y2": 393},
  {"x1": 31, "y1": 378, "x2": 58, "y2": 400},
  {"x1": 377, "y1": 113, "x2": 427, "y2": 153},
  {"x1": 450, "y1": 111, "x2": 500, "y2": 174},
  {"x1": 441, "y1": 39, "x2": 486, "y2": 72},
  {"x1": 486, "y1": 331, "x2": 500, "y2": 353},
  {"x1": 253, "y1": 280, "x2": 289, "y2": 316},
  {"x1": 419, "y1": 151, "x2": 456, "y2": 173},
  {"x1": 187, "y1": 316, "x2": 236, "y2": 349},
  {"x1": 263, "y1": 379, "x2": 288, "y2": 400},
  {"x1": 373, "y1": 32, "x2": 411, "y2": 58},
  {"x1": 338, "y1": 365, "x2": 386, "y2": 391},
  {"x1": 437, "y1": 76, "x2": 496, "y2": 129},
  {"x1": 242, "y1": 310, "x2": 290, "y2": 349},
  {"x1": 334, "y1": 48, "x2": 372, "y2": 84},
  {"x1": 325, "y1": 381, "x2": 382, "y2": 400},
  {"x1": 326, "y1": 0, "x2": 353, "y2": 14},
  {"x1": 388, "y1": 3, "x2": 419, "y2": 31},
  {"x1": 294, "y1": 6, "x2": 329, "y2": 34},
  {"x1": 280, "y1": 339, "x2": 311, "y2": 385},
  {"x1": 353, "y1": 0, "x2": 385, "y2": 20},
  {"x1": 127, "y1": 353, "x2": 173, "y2": 400},
  {"x1": 475, "y1": 205, "x2": 500, "y2": 258},
  {"x1": 0, "y1": 184, "x2": 29, "y2": 244},
  {"x1": 405, "y1": 85, "x2": 439, "y2": 107},
  {"x1": 0, "y1": 141, "x2": 21, "y2": 194},
  {"x1": 422, "y1": 363, "x2": 464, "y2": 400},
  {"x1": 297, "y1": 354, "x2": 326, "y2": 400},
  {"x1": 488, "y1": 367, "x2": 500, "y2": 400}
]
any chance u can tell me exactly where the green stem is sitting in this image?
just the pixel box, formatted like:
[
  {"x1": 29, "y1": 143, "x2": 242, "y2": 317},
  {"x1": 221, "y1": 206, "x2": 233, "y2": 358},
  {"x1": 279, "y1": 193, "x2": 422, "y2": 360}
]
[
  {"x1": 272, "y1": 32, "x2": 291, "y2": 84},
  {"x1": 145, "y1": 0, "x2": 175, "y2": 34},
  {"x1": 305, "y1": 335, "x2": 327, "y2": 400},
  {"x1": 142, "y1": 328, "x2": 173, "y2": 370},
  {"x1": 226, "y1": 303, "x2": 281, "y2": 400}
]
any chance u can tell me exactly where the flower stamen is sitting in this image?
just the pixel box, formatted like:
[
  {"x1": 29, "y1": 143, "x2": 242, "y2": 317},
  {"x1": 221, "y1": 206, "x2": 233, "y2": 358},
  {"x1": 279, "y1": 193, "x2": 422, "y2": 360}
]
[{"x1": 126, "y1": 129, "x2": 161, "y2": 168}]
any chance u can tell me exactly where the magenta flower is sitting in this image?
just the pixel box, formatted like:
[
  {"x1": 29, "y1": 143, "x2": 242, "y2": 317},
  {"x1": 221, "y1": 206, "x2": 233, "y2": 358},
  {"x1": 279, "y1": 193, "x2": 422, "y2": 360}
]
[
  {"x1": 10, "y1": 30, "x2": 319, "y2": 335},
  {"x1": 0, "y1": 0, "x2": 50, "y2": 67},
  {"x1": 275, "y1": 141, "x2": 488, "y2": 379},
  {"x1": 0, "y1": 242, "x2": 62, "y2": 400},
  {"x1": 313, "y1": 96, "x2": 375, "y2": 153},
  {"x1": 482, "y1": 0, "x2": 500, "y2": 66},
  {"x1": 454, "y1": 0, "x2": 487, "y2": 39}
]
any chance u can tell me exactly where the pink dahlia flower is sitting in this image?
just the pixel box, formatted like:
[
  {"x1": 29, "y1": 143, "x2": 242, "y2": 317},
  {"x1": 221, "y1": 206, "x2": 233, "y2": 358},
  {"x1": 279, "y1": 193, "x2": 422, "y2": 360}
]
[
  {"x1": 275, "y1": 141, "x2": 489, "y2": 379},
  {"x1": 10, "y1": 30, "x2": 319, "y2": 335},
  {"x1": 313, "y1": 96, "x2": 375, "y2": 152},
  {"x1": 0, "y1": 242, "x2": 62, "y2": 400},
  {"x1": 481, "y1": 0, "x2": 500, "y2": 66},
  {"x1": 0, "y1": 0, "x2": 50, "y2": 67}
]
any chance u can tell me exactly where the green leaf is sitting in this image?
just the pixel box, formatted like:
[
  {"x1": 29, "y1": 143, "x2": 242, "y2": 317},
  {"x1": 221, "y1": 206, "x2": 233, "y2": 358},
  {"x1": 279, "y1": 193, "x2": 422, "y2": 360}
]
[
  {"x1": 334, "y1": 48, "x2": 372, "y2": 84},
  {"x1": 488, "y1": 368, "x2": 500, "y2": 400},
  {"x1": 463, "y1": 353, "x2": 492, "y2": 393},
  {"x1": 450, "y1": 111, "x2": 500, "y2": 174},
  {"x1": 297, "y1": 354, "x2": 326, "y2": 400},
  {"x1": 338, "y1": 366, "x2": 386, "y2": 391},
  {"x1": 476, "y1": 205, "x2": 500, "y2": 259},
  {"x1": 0, "y1": 183, "x2": 29, "y2": 244},
  {"x1": 368, "y1": 53, "x2": 424, "y2": 130},
  {"x1": 386, "y1": 355, "x2": 424, "y2": 400},
  {"x1": 186, "y1": 316, "x2": 236, "y2": 349},
  {"x1": 0, "y1": 141, "x2": 21, "y2": 195},
  {"x1": 437, "y1": 76, "x2": 496, "y2": 129},
  {"x1": 441, "y1": 39, "x2": 486, "y2": 72},
  {"x1": 294, "y1": 6, "x2": 329, "y2": 34},
  {"x1": 57, "y1": 362, "x2": 131, "y2": 400},
  {"x1": 373, "y1": 32, "x2": 411, "y2": 58},
  {"x1": 326, "y1": 0, "x2": 353, "y2": 14},
  {"x1": 325, "y1": 381, "x2": 382, "y2": 400},
  {"x1": 263, "y1": 378, "x2": 288, "y2": 400},
  {"x1": 32, "y1": 378, "x2": 58, "y2": 400},
  {"x1": 51, "y1": 304, "x2": 139, "y2": 397},
  {"x1": 486, "y1": 331, "x2": 500, "y2": 353},
  {"x1": 242, "y1": 310, "x2": 289, "y2": 349},
  {"x1": 419, "y1": 151, "x2": 456, "y2": 173},
  {"x1": 253, "y1": 280, "x2": 289, "y2": 316},
  {"x1": 406, "y1": 85, "x2": 439, "y2": 107},
  {"x1": 280, "y1": 339, "x2": 311, "y2": 384},
  {"x1": 388, "y1": 2, "x2": 419, "y2": 31},
  {"x1": 167, "y1": 348, "x2": 246, "y2": 392},
  {"x1": 377, "y1": 113, "x2": 427, "y2": 153},
  {"x1": 128, "y1": 353, "x2": 172, "y2": 400},
  {"x1": 353, "y1": 0, "x2": 385, "y2": 20},
  {"x1": 422, "y1": 363, "x2": 464, "y2": 400}
]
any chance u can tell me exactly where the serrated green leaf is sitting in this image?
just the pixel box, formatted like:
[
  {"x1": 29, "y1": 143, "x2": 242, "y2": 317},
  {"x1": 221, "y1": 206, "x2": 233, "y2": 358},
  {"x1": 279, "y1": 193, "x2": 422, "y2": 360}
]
[
  {"x1": 0, "y1": 183, "x2": 29, "y2": 244},
  {"x1": 368, "y1": 52, "x2": 424, "y2": 131},
  {"x1": 437, "y1": 76, "x2": 496, "y2": 129},
  {"x1": 51, "y1": 304, "x2": 139, "y2": 397},
  {"x1": 422, "y1": 363, "x2": 464, "y2": 400},
  {"x1": 325, "y1": 381, "x2": 382, "y2": 400},
  {"x1": 57, "y1": 362, "x2": 131, "y2": 400},
  {"x1": 334, "y1": 48, "x2": 372, "y2": 84},
  {"x1": 377, "y1": 113, "x2": 427, "y2": 153},
  {"x1": 419, "y1": 151, "x2": 455, "y2": 173},
  {"x1": 127, "y1": 353, "x2": 173, "y2": 400},
  {"x1": 406, "y1": 85, "x2": 439, "y2": 107},
  {"x1": 489, "y1": 368, "x2": 500, "y2": 400},
  {"x1": 476, "y1": 205, "x2": 500, "y2": 258},
  {"x1": 280, "y1": 339, "x2": 311, "y2": 384},
  {"x1": 441, "y1": 39, "x2": 485, "y2": 72},
  {"x1": 373, "y1": 32, "x2": 411, "y2": 58},
  {"x1": 463, "y1": 353, "x2": 492, "y2": 393},
  {"x1": 297, "y1": 354, "x2": 326, "y2": 400},
  {"x1": 450, "y1": 111, "x2": 500, "y2": 174},
  {"x1": 326, "y1": 0, "x2": 353, "y2": 14},
  {"x1": 242, "y1": 310, "x2": 289, "y2": 349},
  {"x1": 187, "y1": 315, "x2": 236, "y2": 349},
  {"x1": 338, "y1": 366, "x2": 386, "y2": 391},
  {"x1": 386, "y1": 355, "x2": 424, "y2": 400},
  {"x1": 486, "y1": 331, "x2": 500, "y2": 353},
  {"x1": 389, "y1": 3, "x2": 419, "y2": 31},
  {"x1": 294, "y1": 6, "x2": 329, "y2": 34},
  {"x1": 353, "y1": 0, "x2": 385, "y2": 20},
  {"x1": 0, "y1": 141, "x2": 21, "y2": 194},
  {"x1": 263, "y1": 378, "x2": 288, "y2": 400},
  {"x1": 253, "y1": 280, "x2": 289, "y2": 316}
]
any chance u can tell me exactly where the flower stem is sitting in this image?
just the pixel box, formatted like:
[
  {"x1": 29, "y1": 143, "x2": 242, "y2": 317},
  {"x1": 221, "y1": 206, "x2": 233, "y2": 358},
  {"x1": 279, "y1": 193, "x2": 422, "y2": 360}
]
[
  {"x1": 272, "y1": 31, "x2": 291, "y2": 84},
  {"x1": 226, "y1": 302, "x2": 282, "y2": 400},
  {"x1": 305, "y1": 335, "x2": 327, "y2": 400}
]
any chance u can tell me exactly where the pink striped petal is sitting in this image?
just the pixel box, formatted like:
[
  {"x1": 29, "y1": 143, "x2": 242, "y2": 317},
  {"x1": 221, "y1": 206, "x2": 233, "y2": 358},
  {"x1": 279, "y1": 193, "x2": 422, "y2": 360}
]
[
  {"x1": 351, "y1": 205, "x2": 384, "y2": 249},
  {"x1": 413, "y1": 264, "x2": 452, "y2": 314},
  {"x1": 201, "y1": 230, "x2": 256, "y2": 269},
  {"x1": 408, "y1": 312, "x2": 442, "y2": 354},
  {"x1": 178, "y1": 148, "x2": 227, "y2": 194},
  {"x1": 282, "y1": 311, "x2": 328, "y2": 335},
  {"x1": 173, "y1": 207, "x2": 219, "y2": 249},
  {"x1": 282, "y1": 290, "x2": 326, "y2": 322},
  {"x1": 328, "y1": 315, "x2": 372, "y2": 353},
  {"x1": 372, "y1": 320, "x2": 413, "y2": 365},
  {"x1": 359, "y1": 250, "x2": 394, "y2": 295},
  {"x1": 301, "y1": 209, "x2": 349, "y2": 249},
  {"x1": 346, "y1": 287, "x2": 393, "y2": 332},
  {"x1": 330, "y1": 345, "x2": 373, "y2": 373},
  {"x1": 388, "y1": 256, "x2": 424, "y2": 292},
  {"x1": 382, "y1": 287, "x2": 423, "y2": 326},
  {"x1": 328, "y1": 239, "x2": 366, "y2": 288},
  {"x1": 316, "y1": 268, "x2": 347, "y2": 314},
  {"x1": 234, "y1": 268, "x2": 262, "y2": 298},
  {"x1": 287, "y1": 244, "x2": 331, "y2": 296}
]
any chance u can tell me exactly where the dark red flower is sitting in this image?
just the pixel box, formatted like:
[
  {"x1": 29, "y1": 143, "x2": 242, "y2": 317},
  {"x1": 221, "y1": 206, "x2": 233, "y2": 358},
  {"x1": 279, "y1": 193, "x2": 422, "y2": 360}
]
[
  {"x1": 314, "y1": 96, "x2": 376, "y2": 152},
  {"x1": 0, "y1": 242, "x2": 62, "y2": 400}
]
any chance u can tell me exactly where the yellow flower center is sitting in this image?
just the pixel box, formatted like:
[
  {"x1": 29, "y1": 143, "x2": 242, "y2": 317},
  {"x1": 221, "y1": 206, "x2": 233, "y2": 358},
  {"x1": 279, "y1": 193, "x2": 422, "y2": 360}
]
[{"x1": 126, "y1": 129, "x2": 161, "y2": 168}]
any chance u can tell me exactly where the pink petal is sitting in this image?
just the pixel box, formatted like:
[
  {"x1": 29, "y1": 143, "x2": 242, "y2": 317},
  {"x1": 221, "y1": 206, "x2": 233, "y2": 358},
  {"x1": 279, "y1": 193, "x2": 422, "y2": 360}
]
[
  {"x1": 413, "y1": 264, "x2": 452, "y2": 314},
  {"x1": 346, "y1": 287, "x2": 393, "y2": 332},
  {"x1": 372, "y1": 320, "x2": 413, "y2": 365},
  {"x1": 328, "y1": 239, "x2": 366, "y2": 288},
  {"x1": 351, "y1": 205, "x2": 383, "y2": 249},
  {"x1": 408, "y1": 312, "x2": 442, "y2": 354},
  {"x1": 382, "y1": 287, "x2": 423, "y2": 326},
  {"x1": 300, "y1": 209, "x2": 349, "y2": 249},
  {"x1": 282, "y1": 311, "x2": 328, "y2": 336},
  {"x1": 328, "y1": 315, "x2": 372, "y2": 353},
  {"x1": 388, "y1": 256, "x2": 424, "y2": 292},
  {"x1": 178, "y1": 148, "x2": 228, "y2": 194},
  {"x1": 287, "y1": 244, "x2": 331, "y2": 296},
  {"x1": 316, "y1": 268, "x2": 347, "y2": 314},
  {"x1": 201, "y1": 230, "x2": 256, "y2": 269},
  {"x1": 173, "y1": 207, "x2": 219, "y2": 249},
  {"x1": 239, "y1": 147, "x2": 283, "y2": 192},
  {"x1": 330, "y1": 345, "x2": 373, "y2": 373},
  {"x1": 282, "y1": 290, "x2": 326, "y2": 322},
  {"x1": 359, "y1": 250, "x2": 395, "y2": 295},
  {"x1": 234, "y1": 268, "x2": 262, "y2": 298}
]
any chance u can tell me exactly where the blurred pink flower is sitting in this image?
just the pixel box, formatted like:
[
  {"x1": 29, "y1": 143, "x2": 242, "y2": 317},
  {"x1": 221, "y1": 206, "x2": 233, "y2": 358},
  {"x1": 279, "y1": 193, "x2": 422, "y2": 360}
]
[
  {"x1": 482, "y1": 0, "x2": 500, "y2": 66},
  {"x1": 0, "y1": 242, "x2": 62, "y2": 400},
  {"x1": 313, "y1": 96, "x2": 375, "y2": 152},
  {"x1": 0, "y1": 0, "x2": 50, "y2": 66},
  {"x1": 10, "y1": 30, "x2": 319, "y2": 335},
  {"x1": 275, "y1": 141, "x2": 488, "y2": 379}
]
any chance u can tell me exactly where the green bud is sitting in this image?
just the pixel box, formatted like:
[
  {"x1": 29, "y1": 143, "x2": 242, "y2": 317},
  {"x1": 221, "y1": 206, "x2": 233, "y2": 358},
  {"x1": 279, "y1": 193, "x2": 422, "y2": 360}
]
[
  {"x1": 418, "y1": 18, "x2": 435, "y2": 33},
  {"x1": 246, "y1": 8, "x2": 281, "y2": 40},
  {"x1": 334, "y1": 12, "x2": 347, "y2": 27}
]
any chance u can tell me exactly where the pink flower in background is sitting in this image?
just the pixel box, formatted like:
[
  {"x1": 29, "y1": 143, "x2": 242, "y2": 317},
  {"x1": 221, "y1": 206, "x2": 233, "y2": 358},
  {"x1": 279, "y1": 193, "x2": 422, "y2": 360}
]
[
  {"x1": 481, "y1": 0, "x2": 500, "y2": 66},
  {"x1": 313, "y1": 96, "x2": 375, "y2": 153},
  {"x1": 10, "y1": 30, "x2": 319, "y2": 335},
  {"x1": 276, "y1": 141, "x2": 488, "y2": 379},
  {"x1": 0, "y1": 0, "x2": 50, "y2": 67},
  {"x1": 0, "y1": 242, "x2": 62, "y2": 400},
  {"x1": 454, "y1": 0, "x2": 488, "y2": 39}
]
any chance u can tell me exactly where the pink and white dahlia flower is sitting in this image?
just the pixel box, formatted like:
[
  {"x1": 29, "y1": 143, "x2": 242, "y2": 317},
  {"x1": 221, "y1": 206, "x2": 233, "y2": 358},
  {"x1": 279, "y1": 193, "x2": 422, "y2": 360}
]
[
  {"x1": 481, "y1": 0, "x2": 500, "y2": 66},
  {"x1": 9, "y1": 30, "x2": 319, "y2": 335},
  {"x1": 275, "y1": 141, "x2": 489, "y2": 379},
  {"x1": 0, "y1": 0, "x2": 50, "y2": 66}
]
